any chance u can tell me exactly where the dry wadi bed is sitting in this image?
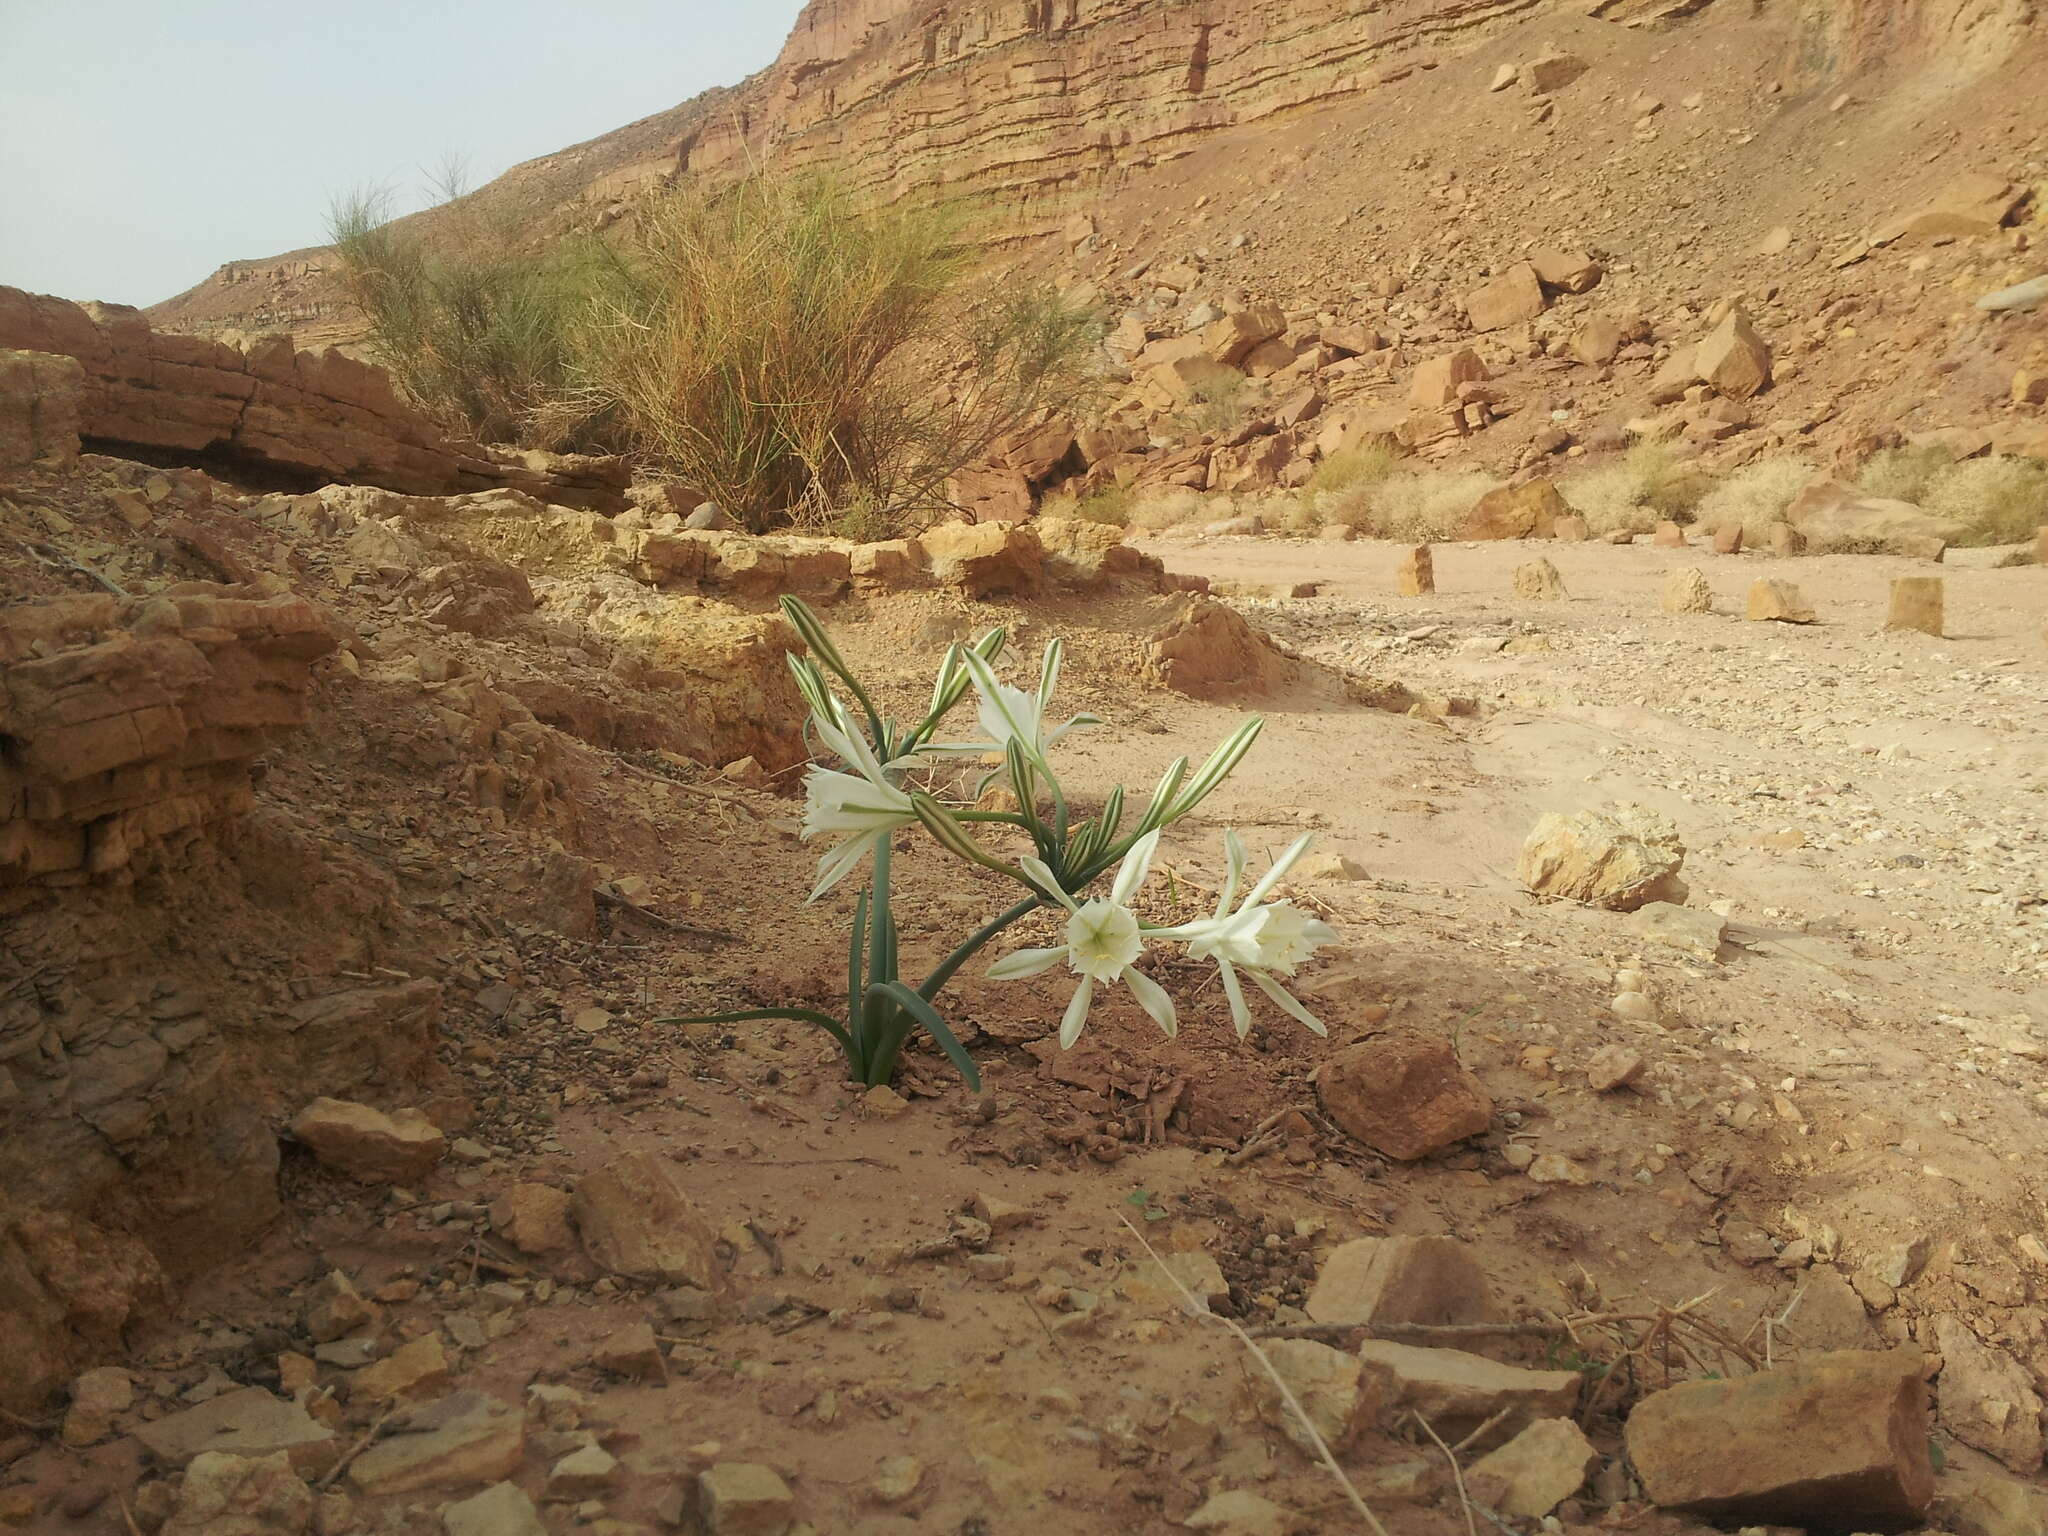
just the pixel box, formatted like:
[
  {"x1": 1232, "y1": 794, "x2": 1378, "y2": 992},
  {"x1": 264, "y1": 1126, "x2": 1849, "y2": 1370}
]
[{"x1": 1, "y1": 447, "x2": 2045, "y2": 1536}]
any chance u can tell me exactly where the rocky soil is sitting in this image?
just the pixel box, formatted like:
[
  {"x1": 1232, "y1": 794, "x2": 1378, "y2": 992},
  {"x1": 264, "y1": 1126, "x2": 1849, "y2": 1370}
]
[{"x1": 3, "y1": 418, "x2": 2046, "y2": 1535}]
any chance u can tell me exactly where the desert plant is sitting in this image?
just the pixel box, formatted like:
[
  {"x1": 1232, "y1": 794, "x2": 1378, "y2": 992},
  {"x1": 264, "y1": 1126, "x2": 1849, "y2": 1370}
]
[
  {"x1": 1561, "y1": 441, "x2": 1715, "y2": 533},
  {"x1": 1923, "y1": 454, "x2": 2048, "y2": 545},
  {"x1": 1126, "y1": 489, "x2": 1223, "y2": 532},
  {"x1": 580, "y1": 176, "x2": 1103, "y2": 529},
  {"x1": 1690, "y1": 457, "x2": 1817, "y2": 541},
  {"x1": 659, "y1": 599, "x2": 1337, "y2": 1088},
  {"x1": 1310, "y1": 442, "x2": 1403, "y2": 498},
  {"x1": 1172, "y1": 374, "x2": 1253, "y2": 438},
  {"x1": 1062, "y1": 485, "x2": 1133, "y2": 526},
  {"x1": 1857, "y1": 443, "x2": 1955, "y2": 504},
  {"x1": 328, "y1": 180, "x2": 624, "y2": 448},
  {"x1": 1354, "y1": 469, "x2": 1499, "y2": 540}
]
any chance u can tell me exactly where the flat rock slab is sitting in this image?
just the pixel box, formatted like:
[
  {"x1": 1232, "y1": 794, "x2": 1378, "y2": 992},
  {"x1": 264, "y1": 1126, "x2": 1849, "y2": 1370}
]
[
  {"x1": 1624, "y1": 1349, "x2": 1933, "y2": 1528},
  {"x1": 1355, "y1": 1341, "x2": 1580, "y2": 1445},
  {"x1": 135, "y1": 1387, "x2": 336, "y2": 1474},
  {"x1": 1305, "y1": 1236, "x2": 1499, "y2": 1328},
  {"x1": 349, "y1": 1391, "x2": 524, "y2": 1496}
]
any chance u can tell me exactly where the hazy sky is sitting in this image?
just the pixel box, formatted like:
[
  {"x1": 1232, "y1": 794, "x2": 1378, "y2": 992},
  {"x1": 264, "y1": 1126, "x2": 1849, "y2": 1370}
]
[{"x1": 0, "y1": 1, "x2": 806, "y2": 309}]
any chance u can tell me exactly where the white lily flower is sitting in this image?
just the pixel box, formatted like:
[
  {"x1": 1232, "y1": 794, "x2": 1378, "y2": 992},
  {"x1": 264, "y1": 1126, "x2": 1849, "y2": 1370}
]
[
  {"x1": 930, "y1": 640, "x2": 1102, "y2": 766},
  {"x1": 798, "y1": 694, "x2": 917, "y2": 901},
  {"x1": 1159, "y1": 831, "x2": 1337, "y2": 1038},
  {"x1": 987, "y1": 830, "x2": 1176, "y2": 1047}
]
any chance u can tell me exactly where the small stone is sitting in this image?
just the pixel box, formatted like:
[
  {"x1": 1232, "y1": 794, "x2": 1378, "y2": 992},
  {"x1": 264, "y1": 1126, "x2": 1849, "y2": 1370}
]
[
  {"x1": 1355, "y1": 1342, "x2": 1579, "y2": 1444},
  {"x1": 1464, "y1": 1417, "x2": 1599, "y2": 1519},
  {"x1": 1487, "y1": 63, "x2": 1518, "y2": 92},
  {"x1": 965, "y1": 1253, "x2": 1014, "y2": 1281},
  {"x1": 1255, "y1": 1340, "x2": 1375, "y2": 1456},
  {"x1": 1305, "y1": 1237, "x2": 1499, "y2": 1327},
  {"x1": 593, "y1": 1322, "x2": 667, "y2": 1384},
  {"x1": 868, "y1": 1455, "x2": 923, "y2": 1505},
  {"x1": 859, "y1": 1085, "x2": 908, "y2": 1118},
  {"x1": 63, "y1": 1366, "x2": 135, "y2": 1447},
  {"x1": 1317, "y1": 1034, "x2": 1492, "y2": 1160},
  {"x1": 1746, "y1": 578, "x2": 1815, "y2": 623},
  {"x1": 163, "y1": 1452, "x2": 312, "y2": 1536},
  {"x1": 444, "y1": 1481, "x2": 546, "y2": 1536},
  {"x1": 1695, "y1": 308, "x2": 1772, "y2": 399},
  {"x1": 970, "y1": 1192, "x2": 1031, "y2": 1232},
  {"x1": 1885, "y1": 577, "x2": 1944, "y2": 638},
  {"x1": 1933, "y1": 1318, "x2": 2045, "y2": 1472},
  {"x1": 1527, "y1": 1153, "x2": 1592, "y2": 1186},
  {"x1": 546, "y1": 1443, "x2": 619, "y2": 1500},
  {"x1": 290, "y1": 1099, "x2": 446, "y2": 1184},
  {"x1": 1585, "y1": 1045, "x2": 1645, "y2": 1091},
  {"x1": 698, "y1": 1463, "x2": 794, "y2": 1536},
  {"x1": 491, "y1": 1184, "x2": 575, "y2": 1256},
  {"x1": 1512, "y1": 557, "x2": 1567, "y2": 601},
  {"x1": 1185, "y1": 1490, "x2": 1306, "y2": 1536},
  {"x1": 1653, "y1": 520, "x2": 1688, "y2": 548},
  {"x1": 136, "y1": 1388, "x2": 338, "y2": 1475},
  {"x1": 1627, "y1": 901, "x2": 1726, "y2": 959},
  {"x1": 349, "y1": 1334, "x2": 450, "y2": 1404},
  {"x1": 1611, "y1": 991, "x2": 1657, "y2": 1022},
  {"x1": 1661, "y1": 567, "x2": 1713, "y2": 615},
  {"x1": 303, "y1": 1272, "x2": 380, "y2": 1344},
  {"x1": 1397, "y1": 544, "x2": 1434, "y2": 596},
  {"x1": 1518, "y1": 803, "x2": 1687, "y2": 912}
]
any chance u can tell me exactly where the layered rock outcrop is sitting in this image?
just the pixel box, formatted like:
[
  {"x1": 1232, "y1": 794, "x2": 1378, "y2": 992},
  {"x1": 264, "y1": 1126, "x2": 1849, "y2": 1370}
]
[
  {"x1": 1, "y1": 588, "x2": 341, "y2": 894},
  {"x1": 0, "y1": 286, "x2": 626, "y2": 507}
]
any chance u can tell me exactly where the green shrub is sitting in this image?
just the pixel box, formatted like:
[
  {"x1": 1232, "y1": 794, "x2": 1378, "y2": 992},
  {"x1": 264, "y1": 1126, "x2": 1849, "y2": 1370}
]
[
  {"x1": 333, "y1": 172, "x2": 1102, "y2": 532},
  {"x1": 329, "y1": 183, "x2": 626, "y2": 449}
]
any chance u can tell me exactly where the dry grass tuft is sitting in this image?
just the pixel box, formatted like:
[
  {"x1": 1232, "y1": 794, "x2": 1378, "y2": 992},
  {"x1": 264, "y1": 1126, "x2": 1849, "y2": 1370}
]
[
  {"x1": 1923, "y1": 455, "x2": 2048, "y2": 545},
  {"x1": 1690, "y1": 457, "x2": 1817, "y2": 541},
  {"x1": 1561, "y1": 442, "x2": 1716, "y2": 534}
]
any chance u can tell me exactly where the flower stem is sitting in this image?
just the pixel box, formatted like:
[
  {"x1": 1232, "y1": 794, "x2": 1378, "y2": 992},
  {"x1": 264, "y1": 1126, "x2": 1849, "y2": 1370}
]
[{"x1": 918, "y1": 896, "x2": 1042, "y2": 1001}]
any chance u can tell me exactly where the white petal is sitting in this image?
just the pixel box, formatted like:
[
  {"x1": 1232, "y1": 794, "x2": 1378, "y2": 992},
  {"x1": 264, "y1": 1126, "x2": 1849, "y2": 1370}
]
[
  {"x1": 1122, "y1": 967, "x2": 1178, "y2": 1038},
  {"x1": 807, "y1": 828, "x2": 883, "y2": 902},
  {"x1": 1217, "y1": 829, "x2": 1247, "y2": 919},
  {"x1": 1058, "y1": 977, "x2": 1096, "y2": 1048},
  {"x1": 988, "y1": 946, "x2": 1069, "y2": 980},
  {"x1": 1247, "y1": 967, "x2": 1330, "y2": 1036},
  {"x1": 1243, "y1": 832, "x2": 1316, "y2": 909},
  {"x1": 1018, "y1": 855, "x2": 1077, "y2": 911},
  {"x1": 1039, "y1": 637, "x2": 1063, "y2": 709},
  {"x1": 1110, "y1": 828, "x2": 1162, "y2": 905},
  {"x1": 1217, "y1": 958, "x2": 1253, "y2": 1039}
]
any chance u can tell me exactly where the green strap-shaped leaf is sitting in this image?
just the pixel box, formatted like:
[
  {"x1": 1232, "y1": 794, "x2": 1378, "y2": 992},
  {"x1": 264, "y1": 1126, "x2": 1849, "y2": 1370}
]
[{"x1": 868, "y1": 981, "x2": 981, "y2": 1091}]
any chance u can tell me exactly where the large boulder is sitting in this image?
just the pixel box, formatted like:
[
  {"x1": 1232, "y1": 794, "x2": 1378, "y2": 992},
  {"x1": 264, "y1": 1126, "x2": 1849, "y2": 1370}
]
[
  {"x1": 1694, "y1": 309, "x2": 1772, "y2": 399},
  {"x1": 1464, "y1": 264, "x2": 1547, "y2": 333},
  {"x1": 1783, "y1": 479, "x2": 1965, "y2": 558},
  {"x1": 1034, "y1": 517, "x2": 1163, "y2": 590},
  {"x1": 0, "y1": 347, "x2": 86, "y2": 468},
  {"x1": 1624, "y1": 1350, "x2": 1934, "y2": 1528},
  {"x1": 917, "y1": 520, "x2": 1043, "y2": 598},
  {"x1": 1517, "y1": 803, "x2": 1686, "y2": 911},
  {"x1": 1464, "y1": 480, "x2": 1563, "y2": 540}
]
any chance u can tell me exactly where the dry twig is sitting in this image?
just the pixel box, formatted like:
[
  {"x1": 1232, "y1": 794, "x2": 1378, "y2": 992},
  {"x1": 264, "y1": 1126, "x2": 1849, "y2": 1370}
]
[{"x1": 1119, "y1": 1213, "x2": 1393, "y2": 1536}]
